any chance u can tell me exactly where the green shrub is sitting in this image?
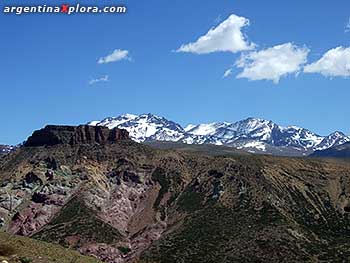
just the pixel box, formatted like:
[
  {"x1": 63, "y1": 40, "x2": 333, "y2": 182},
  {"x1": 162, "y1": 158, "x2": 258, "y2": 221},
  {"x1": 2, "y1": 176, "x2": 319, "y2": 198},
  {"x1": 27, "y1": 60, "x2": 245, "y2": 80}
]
[
  {"x1": 118, "y1": 246, "x2": 131, "y2": 254},
  {"x1": 20, "y1": 257, "x2": 33, "y2": 263}
]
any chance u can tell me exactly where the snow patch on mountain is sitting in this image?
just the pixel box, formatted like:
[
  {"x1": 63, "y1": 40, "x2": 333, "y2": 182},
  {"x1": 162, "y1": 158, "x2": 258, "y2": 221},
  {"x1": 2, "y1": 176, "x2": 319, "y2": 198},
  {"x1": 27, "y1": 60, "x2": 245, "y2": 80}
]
[
  {"x1": 89, "y1": 113, "x2": 184, "y2": 142},
  {"x1": 237, "y1": 141, "x2": 267, "y2": 151},
  {"x1": 186, "y1": 122, "x2": 230, "y2": 136},
  {"x1": 184, "y1": 124, "x2": 197, "y2": 132},
  {"x1": 315, "y1": 131, "x2": 350, "y2": 151}
]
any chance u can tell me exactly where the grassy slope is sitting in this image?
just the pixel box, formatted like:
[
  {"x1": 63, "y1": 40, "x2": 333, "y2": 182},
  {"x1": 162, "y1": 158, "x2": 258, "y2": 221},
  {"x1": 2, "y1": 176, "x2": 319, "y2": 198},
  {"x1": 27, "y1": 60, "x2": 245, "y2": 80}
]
[
  {"x1": 141, "y1": 202, "x2": 307, "y2": 263},
  {"x1": 0, "y1": 231, "x2": 102, "y2": 263}
]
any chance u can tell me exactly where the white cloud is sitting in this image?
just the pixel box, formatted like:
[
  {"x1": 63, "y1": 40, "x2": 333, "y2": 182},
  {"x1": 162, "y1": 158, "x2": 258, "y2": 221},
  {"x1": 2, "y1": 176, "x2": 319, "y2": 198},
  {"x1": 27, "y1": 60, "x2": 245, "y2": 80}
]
[
  {"x1": 89, "y1": 75, "x2": 109, "y2": 85},
  {"x1": 223, "y1": 68, "x2": 233, "y2": 78},
  {"x1": 345, "y1": 18, "x2": 350, "y2": 33},
  {"x1": 176, "y1": 14, "x2": 255, "y2": 54},
  {"x1": 304, "y1": 46, "x2": 350, "y2": 77},
  {"x1": 98, "y1": 49, "x2": 131, "y2": 64},
  {"x1": 235, "y1": 43, "x2": 309, "y2": 84}
]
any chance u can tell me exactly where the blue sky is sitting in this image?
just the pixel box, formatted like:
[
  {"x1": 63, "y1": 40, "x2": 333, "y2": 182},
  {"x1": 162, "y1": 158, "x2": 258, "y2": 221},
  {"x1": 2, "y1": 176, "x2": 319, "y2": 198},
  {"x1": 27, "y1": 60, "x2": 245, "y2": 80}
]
[{"x1": 1, "y1": 0, "x2": 350, "y2": 144}]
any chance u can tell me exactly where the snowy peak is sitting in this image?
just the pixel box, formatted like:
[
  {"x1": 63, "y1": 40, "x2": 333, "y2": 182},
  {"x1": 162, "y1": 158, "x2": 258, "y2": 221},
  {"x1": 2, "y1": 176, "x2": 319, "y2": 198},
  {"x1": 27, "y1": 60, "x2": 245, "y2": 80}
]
[
  {"x1": 276, "y1": 126, "x2": 324, "y2": 149},
  {"x1": 315, "y1": 131, "x2": 350, "y2": 151},
  {"x1": 89, "y1": 113, "x2": 184, "y2": 142},
  {"x1": 230, "y1": 117, "x2": 277, "y2": 140},
  {"x1": 88, "y1": 114, "x2": 138, "y2": 129},
  {"x1": 184, "y1": 124, "x2": 197, "y2": 132},
  {"x1": 88, "y1": 114, "x2": 350, "y2": 156},
  {"x1": 186, "y1": 122, "x2": 230, "y2": 136},
  {"x1": 185, "y1": 118, "x2": 276, "y2": 141},
  {"x1": 233, "y1": 117, "x2": 275, "y2": 133}
]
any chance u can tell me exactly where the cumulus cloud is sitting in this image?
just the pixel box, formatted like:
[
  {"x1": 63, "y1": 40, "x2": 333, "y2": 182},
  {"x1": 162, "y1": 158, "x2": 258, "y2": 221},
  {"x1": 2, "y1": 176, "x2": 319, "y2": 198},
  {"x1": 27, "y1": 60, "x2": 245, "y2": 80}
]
[
  {"x1": 89, "y1": 75, "x2": 109, "y2": 85},
  {"x1": 304, "y1": 46, "x2": 350, "y2": 77},
  {"x1": 235, "y1": 43, "x2": 309, "y2": 83},
  {"x1": 223, "y1": 68, "x2": 233, "y2": 78},
  {"x1": 176, "y1": 14, "x2": 255, "y2": 54},
  {"x1": 98, "y1": 49, "x2": 131, "y2": 64}
]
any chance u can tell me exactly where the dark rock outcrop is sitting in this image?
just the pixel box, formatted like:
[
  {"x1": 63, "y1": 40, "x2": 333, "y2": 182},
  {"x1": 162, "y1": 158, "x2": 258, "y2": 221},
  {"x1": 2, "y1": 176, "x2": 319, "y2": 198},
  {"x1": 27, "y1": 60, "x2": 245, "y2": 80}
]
[
  {"x1": 24, "y1": 172, "x2": 43, "y2": 186},
  {"x1": 24, "y1": 125, "x2": 129, "y2": 147}
]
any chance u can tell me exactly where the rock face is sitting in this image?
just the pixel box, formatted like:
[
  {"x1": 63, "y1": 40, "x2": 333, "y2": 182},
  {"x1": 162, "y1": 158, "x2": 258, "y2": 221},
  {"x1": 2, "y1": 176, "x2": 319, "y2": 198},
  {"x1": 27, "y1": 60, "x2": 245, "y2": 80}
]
[{"x1": 24, "y1": 125, "x2": 129, "y2": 147}]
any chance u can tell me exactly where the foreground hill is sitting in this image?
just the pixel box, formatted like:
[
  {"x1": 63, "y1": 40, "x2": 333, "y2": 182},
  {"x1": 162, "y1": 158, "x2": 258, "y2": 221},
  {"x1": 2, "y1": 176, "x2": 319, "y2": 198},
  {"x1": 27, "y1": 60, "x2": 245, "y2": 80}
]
[{"x1": 1, "y1": 125, "x2": 350, "y2": 262}]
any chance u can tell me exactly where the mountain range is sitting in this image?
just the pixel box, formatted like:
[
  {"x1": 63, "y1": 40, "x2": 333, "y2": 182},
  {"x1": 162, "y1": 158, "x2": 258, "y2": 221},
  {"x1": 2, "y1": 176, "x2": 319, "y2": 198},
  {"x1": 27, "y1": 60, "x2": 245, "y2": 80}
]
[{"x1": 88, "y1": 113, "x2": 350, "y2": 156}]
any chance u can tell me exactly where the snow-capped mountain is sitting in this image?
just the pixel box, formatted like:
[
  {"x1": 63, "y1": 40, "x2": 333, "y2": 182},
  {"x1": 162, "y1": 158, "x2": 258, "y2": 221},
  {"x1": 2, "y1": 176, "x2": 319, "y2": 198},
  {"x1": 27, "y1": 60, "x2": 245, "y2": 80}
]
[
  {"x1": 314, "y1": 131, "x2": 350, "y2": 151},
  {"x1": 88, "y1": 114, "x2": 350, "y2": 156},
  {"x1": 88, "y1": 113, "x2": 185, "y2": 142}
]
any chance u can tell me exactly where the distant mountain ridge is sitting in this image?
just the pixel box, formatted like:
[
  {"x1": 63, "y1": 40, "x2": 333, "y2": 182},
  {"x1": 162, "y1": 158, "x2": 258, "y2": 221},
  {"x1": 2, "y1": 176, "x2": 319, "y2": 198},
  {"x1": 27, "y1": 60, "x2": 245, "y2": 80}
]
[
  {"x1": 88, "y1": 114, "x2": 350, "y2": 156},
  {"x1": 311, "y1": 142, "x2": 350, "y2": 158}
]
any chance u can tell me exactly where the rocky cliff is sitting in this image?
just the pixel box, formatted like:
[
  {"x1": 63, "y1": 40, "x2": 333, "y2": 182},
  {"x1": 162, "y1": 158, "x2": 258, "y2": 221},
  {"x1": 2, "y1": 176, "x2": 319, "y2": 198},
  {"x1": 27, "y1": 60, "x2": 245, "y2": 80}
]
[{"x1": 24, "y1": 125, "x2": 129, "y2": 147}]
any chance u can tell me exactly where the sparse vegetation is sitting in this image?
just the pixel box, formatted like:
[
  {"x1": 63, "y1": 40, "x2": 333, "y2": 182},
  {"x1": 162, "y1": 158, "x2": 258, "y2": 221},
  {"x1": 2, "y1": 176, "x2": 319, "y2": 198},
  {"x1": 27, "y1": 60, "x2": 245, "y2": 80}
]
[
  {"x1": 33, "y1": 197, "x2": 122, "y2": 246},
  {"x1": 117, "y1": 246, "x2": 131, "y2": 255},
  {"x1": 0, "y1": 243, "x2": 16, "y2": 257},
  {"x1": 19, "y1": 257, "x2": 33, "y2": 263},
  {"x1": 177, "y1": 189, "x2": 204, "y2": 212},
  {"x1": 0, "y1": 232, "x2": 102, "y2": 263},
  {"x1": 152, "y1": 168, "x2": 169, "y2": 209}
]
